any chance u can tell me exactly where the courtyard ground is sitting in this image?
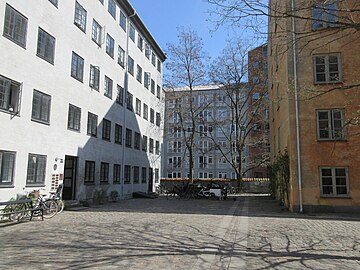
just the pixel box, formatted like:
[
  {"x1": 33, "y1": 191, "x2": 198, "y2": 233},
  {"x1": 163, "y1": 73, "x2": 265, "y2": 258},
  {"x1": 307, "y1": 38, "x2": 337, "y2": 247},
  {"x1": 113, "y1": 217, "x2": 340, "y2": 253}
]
[{"x1": 0, "y1": 194, "x2": 359, "y2": 270}]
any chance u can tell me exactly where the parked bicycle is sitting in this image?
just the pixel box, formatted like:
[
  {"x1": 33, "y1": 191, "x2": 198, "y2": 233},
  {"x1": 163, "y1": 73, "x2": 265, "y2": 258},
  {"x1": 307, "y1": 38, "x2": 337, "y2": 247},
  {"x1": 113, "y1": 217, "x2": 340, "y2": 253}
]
[{"x1": 49, "y1": 184, "x2": 64, "y2": 214}]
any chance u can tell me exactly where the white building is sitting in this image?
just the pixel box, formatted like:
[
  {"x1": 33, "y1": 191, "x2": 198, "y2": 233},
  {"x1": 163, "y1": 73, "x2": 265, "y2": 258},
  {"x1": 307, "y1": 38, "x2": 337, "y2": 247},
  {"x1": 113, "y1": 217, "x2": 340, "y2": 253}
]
[
  {"x1": 163, "y1": 85, "x2": 250, "y2": 180},
  {"x1": 0, "y1": 0, "x2": 165, "y2": 202}
]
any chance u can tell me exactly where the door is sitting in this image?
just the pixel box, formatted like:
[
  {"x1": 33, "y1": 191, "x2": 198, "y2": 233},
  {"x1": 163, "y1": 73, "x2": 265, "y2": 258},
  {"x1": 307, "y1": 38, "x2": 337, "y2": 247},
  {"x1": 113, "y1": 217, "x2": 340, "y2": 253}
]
[
  {"x1": 148, "y1": 167, "x2": 153, "y2": 193},
  {"x1": 62, "y1": 156, "x2": 78, "y2": 200}
]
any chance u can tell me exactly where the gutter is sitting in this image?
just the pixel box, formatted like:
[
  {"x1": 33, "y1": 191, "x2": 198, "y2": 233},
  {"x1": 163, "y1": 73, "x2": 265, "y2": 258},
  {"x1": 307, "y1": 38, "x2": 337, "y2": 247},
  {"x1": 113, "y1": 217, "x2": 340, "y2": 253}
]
[
  {"x1": 291, "y1": 0, "x2": 303, "y2": 213},
  {"x1": 121, "y1": 10, "x2": 136, "y2": 200}
]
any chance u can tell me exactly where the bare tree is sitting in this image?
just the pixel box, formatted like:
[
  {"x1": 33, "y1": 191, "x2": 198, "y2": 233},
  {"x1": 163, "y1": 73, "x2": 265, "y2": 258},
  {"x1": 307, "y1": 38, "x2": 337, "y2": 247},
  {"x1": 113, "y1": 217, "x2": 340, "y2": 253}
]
[
  {"x1": 165, "y1": 27, "x2": 209, "y2": 181},
  {"x1": 208, "y1": 40, "x2": 269, "y2": 183}
]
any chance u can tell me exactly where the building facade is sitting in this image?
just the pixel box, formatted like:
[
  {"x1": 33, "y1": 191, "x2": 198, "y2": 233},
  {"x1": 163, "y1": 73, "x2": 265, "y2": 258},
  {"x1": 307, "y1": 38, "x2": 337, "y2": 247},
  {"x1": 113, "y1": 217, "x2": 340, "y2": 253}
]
[
  {"x1": 163, "y1": 85, "x2": 250, "y2": 180},
  {"x1": 0, "y1": 0, "x2": 165, "y2": 202},
  {"x1": 247, "y1": 44, "x2": 270, "y2": 178},
  {"x1": 268, "y1": 0, "x2": 360, "y2": 212}
]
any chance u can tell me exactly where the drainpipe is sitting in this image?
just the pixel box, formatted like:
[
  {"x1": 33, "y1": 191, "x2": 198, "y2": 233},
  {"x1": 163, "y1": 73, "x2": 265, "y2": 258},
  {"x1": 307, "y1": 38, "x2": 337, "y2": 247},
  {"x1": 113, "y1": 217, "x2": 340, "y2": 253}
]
[
  {"x1": 291, "y1": 0, "x2": 303, "y2": 213},
  {"x1": 121, "y1": 10, "x2": 136, "y2": 200}
]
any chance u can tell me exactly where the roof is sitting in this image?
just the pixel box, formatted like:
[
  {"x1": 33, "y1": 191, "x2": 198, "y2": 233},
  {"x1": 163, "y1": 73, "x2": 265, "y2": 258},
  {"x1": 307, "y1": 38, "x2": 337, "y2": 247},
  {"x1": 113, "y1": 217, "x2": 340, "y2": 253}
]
[{"x1": 117, "y1": 0, "x2": 166, "y2": 62}]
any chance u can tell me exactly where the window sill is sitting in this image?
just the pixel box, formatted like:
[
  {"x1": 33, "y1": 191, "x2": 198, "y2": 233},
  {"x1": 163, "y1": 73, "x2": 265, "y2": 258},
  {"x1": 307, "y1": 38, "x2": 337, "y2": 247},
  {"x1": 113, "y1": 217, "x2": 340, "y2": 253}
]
[
  {"x1": 314, "y1": 80, "x2": 343, "y2": 85},
  {"x1": 113, "y1": 182, "x2": 121, "y2": 185},
  {"x1": 31, "y1": 118, "x2": 50, "y2": 126},
  {"x1": 84, "y1": 182, "x2": 95, "y2": 186},
  {"x1": 100, "y1": 182, "x2": 109, "y2": 185},
  {"x1": 320, "y1": 195, "x2": 351, "y2": 199},
  {"x1": 124, "y1": 182, "x2": 131, "y2": 185},
  {"x1": 36, "y1": 54, "x2": 54, "y2": 65},
  {"x1": 25, "y1": 184, "x2": 45, "y2": 188},
  {"x1": 0, "y1": 184, "x2": 14, "y2": 188},
  {"x1": 317, "y1": 138, "x2": 347, "y2": 142},
  {"x1": 3, "y1": 34, "x2": 26, "y2": 49},
  {"x1": 71, "y1": 75, "x2": 84, "y2": 83},
  {"x1": 68, "y1": 128, "x2": 81, "y2": 133}
]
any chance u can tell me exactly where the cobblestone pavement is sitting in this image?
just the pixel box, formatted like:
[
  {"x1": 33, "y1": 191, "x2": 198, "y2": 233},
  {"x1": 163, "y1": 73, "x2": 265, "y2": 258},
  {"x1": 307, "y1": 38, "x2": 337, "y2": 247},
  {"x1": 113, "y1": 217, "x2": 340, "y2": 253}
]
[{"x1": 0, "y1": 195, "x2": 359, "y2": 270}]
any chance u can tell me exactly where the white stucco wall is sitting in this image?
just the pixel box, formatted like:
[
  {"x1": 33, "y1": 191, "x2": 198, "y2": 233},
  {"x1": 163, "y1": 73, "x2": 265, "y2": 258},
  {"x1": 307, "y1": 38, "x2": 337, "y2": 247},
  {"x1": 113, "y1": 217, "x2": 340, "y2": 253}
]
[{"x1": 0, "y1": 0, "x2": 165, "y2": 201}]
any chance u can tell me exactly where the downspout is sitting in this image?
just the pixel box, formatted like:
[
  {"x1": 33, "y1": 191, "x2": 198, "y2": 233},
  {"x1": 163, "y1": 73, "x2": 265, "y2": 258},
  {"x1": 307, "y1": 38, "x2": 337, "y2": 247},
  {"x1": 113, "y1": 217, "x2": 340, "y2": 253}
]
[
  {"x1": 291, "y1": 0, "x2": 303, "y2": 213},
  {"x1": 121, "y1": 10, "x2": 136, "y2": 200}
]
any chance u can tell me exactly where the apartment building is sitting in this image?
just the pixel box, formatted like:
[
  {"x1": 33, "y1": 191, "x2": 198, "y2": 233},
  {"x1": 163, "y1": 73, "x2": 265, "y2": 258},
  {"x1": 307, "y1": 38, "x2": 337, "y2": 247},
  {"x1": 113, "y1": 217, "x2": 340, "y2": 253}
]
[
  {"x1": 247, "y1": 44, "x2": 270, "y2": 178},
  {"x1": 0, "y1": 0, "x2": 165, "y2": 202},
  {"x1": 163, "y1": 85, "x2": 250, "y2": 180},
  {"x1": 268, "y1": 0, "x2": 360, "y2": 212}
]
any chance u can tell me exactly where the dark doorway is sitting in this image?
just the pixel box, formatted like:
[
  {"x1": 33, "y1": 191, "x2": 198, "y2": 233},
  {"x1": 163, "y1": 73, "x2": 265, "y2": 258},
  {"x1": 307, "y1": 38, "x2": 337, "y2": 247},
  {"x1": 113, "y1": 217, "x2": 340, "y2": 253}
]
[
  {"x1": 62, "y1": 155, "x2": 78, "y2": 200},
  {"x1": 148, "y1": 167, "x2": 153, "y2": 193}
]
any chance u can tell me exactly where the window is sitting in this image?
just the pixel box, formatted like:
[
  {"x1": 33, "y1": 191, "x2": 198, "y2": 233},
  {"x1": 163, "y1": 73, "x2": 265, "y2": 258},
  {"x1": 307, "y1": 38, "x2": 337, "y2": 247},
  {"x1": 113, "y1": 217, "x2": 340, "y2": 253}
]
[
  {"x1": 3, "y1": 4, "x2": 28, "y2": 48},
  {"x1": 84, "y1": 160, "x2": 95, "y2": 183},
  {"x1": 141, "y1": 167, "x2": 147, "y2": 183},
  {"x1": 125, "y1": 128, "x2": 132, "y2": 147},
  {"x1": 142, "y1": 135, "x2": 147, "y2": 152},
  {"x1": 91, "y1": 19, "x2": 102, "y2": 46},
  {"x1": 108, "y1": 0, "x2": 116, "y2": 19},
  {"x1": 113, "y1": 164, "x2": 121, "y2": 183},
  {"x1": 149, "y1": 138, "x2": 154, "y2": 153},
  {"x1": 218, "y1": 172, "x2": 227, "y2": 179},
  {"x1": 129, "y1": 24, "x2": 135, "y2": 42},
  {"x1": 0, "y1": 150, "x2": 16, "y2": 185},
  {"x1": 150, "y1": 108, "x2": 155, "y2": 124},
  {"x1": 87, "y1": 112, "x2": 97, "y2": 137},
  {"x1": 317, "y1": 109, "x2": 344, "y2": 140},
  {"x1": 151, "y1": 52, "x2": 156, "y2": 66},
  {"x1": 314, "y1": 54, "x2": 341, "y2": 83},
  {"x1": 133, "y1": 166, "x2": 140, "y2": 183},
  {"x1": 115, "y1": 124, "x2": 122, "y2": 144},
  {"x1": 150, "y1": 79, "x2": 155, "y2": 93},
  {"x1": 89, "y1": 65, "x2": 100, "y2": 90},
  {"x1": 104, "y1": 76, "x2": 113, "y2": 99},
  {"x1": 49, "y1": 0, "x2": 58, "y2": 7},
  {"x1": 116, "y1": 85, "x2": 124, "y2": 105},
  {"x1": 134, "y1": 132, "x2": 141, "y2": 150},
  {"x1": 71, "y1": 52, "x2": 84, "y2": 82},
  {"x1": 312, "y1": 1, "x2": 337, "y2": 30},
  {"x1": 156, "y1": 112, "x2": 161, "y2": 127},
  {"x1": 157, "y1": 59, "x2": 162, "y2": 73},
  {"x1": 124, "y1": 165, "x2": 131, "y2": 183},
  {"x1": 118, "y1": 46, "x2": 125, "y2": 67},
  {"x1": 120, "y1": 10, "x2": 126, "y2": 31},
  {"x1": 143, "y1": 103, "x2": 148, "y2": 120},
  {"x1": 0, "y1": 75, "x2": 21, "y2": 114},
  {"x1": 155, "y1": 169, "x2": 159, "y2": 183},
  {"x1": 138, "y1": 34, "x2": 143, "y2": 51},
  {"x1": 68, "y1": 104, "x2": 81, "y2": 131},
  {"x1": 145, "y1": 43, "x2": 151, "y2": 59},
  {"x1": 32, "y1": 90, "x2": 51, "y2": 124},
  {"x1": 320, "y1": 167, "x2": 348, "y2": 196},
  {"x1": 135, "y1": 98, "x2": 141, "y2": 115},
  {"x1": 102, "y1": 119, "x2": 111, "y2": 141},
  {"x1": 128, "y1": 56, "x2": 134, "y2": 75},
  {"x1": 26, "y1": 154, "x2": 46, "y2": 185},
  {"x1": 36, "y1": 28, "x2": 55, "y2": 64},
  {"x1": 144, "y1": 73, "x2": 150, "y2": 89},
  {"x1": 126, "y1": 92, "x2": 133, "y2": 111},
  {"x1": 106, "y1": 34, "x2": 115, "y2": 58},
  {"x1": 136, "y1": 65, "x2": 142, "y2": 83},
  {"x1": 100, "y1": 162, "x2": 109, "y2": 183},
  {"x1": 156, "y1": 85, "x2": 161, "y2": 99},
  {"x1": 74, "y1": 1, "x2": 87, "y2": 32},
  {"x1": 155, "y1": 141, "x2": 160, "y2": 155}
]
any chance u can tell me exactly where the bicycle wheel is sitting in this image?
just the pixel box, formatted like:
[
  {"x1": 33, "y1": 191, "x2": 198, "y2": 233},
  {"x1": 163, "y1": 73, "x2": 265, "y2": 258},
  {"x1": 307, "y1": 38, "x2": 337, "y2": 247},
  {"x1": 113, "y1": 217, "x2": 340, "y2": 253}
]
[
  {"x1": 166, "y1": 190, "x2": 176, "y2": 200},
  {"x1": 56, "y1": 199, "x2": 65, "y2": 214},
  {"x1": 9, "y1": 204, "x2": 27, "y2": 222},
  {"x1": 42, "y1": 199, "x2": 58, "y2": 218}
]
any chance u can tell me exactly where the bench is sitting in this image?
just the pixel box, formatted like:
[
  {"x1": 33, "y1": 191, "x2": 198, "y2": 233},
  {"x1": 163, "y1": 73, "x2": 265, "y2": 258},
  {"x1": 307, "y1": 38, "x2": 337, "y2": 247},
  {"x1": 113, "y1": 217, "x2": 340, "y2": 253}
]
[{"x1": 0, "y1": 199, "x2": 43, "y2": 222}]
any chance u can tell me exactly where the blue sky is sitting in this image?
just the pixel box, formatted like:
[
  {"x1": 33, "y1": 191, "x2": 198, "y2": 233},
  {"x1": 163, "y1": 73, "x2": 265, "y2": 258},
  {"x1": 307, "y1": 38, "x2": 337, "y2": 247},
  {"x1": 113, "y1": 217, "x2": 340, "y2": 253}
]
[{"x1": 129, "y1": 0, "x2": 257, "y2": 60}]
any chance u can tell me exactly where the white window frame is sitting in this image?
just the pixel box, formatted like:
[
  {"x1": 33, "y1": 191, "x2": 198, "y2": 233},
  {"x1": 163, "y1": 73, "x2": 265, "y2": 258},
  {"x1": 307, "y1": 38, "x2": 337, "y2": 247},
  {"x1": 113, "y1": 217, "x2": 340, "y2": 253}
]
[
  {"x1": 0, "y1": 150, "x2": 16, "y2": 185},
  {"x1": 31, "y1": 90, "x2": 51, "y2": 124},
  {"x1": 37, "y1": 27, "x2": 55, "y2": 64},
  {"x1": 317, "y1": 109, "x2": 344, "y2": 140},
  {"x1": 106, "y1": 34, "x2": 115, "y2": 58},
  {"x1": 74, "y1": 1, "x2": 87, "y2": 32},
  {"x1": 314, "y1": 54, "x2": 341, "y2": 83},
  {"x1": 3, "y1": 4, "x2": 28, "y2": 48},
  {"x1": 89, "y1": 65, "x2": 100, "y2": 90},
  {"x1": 320, "y1": 167, "x2": 349, "y2": 197},
  {"x1": 71, "y1": 52, "x2": 84, "y2": 82}
]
